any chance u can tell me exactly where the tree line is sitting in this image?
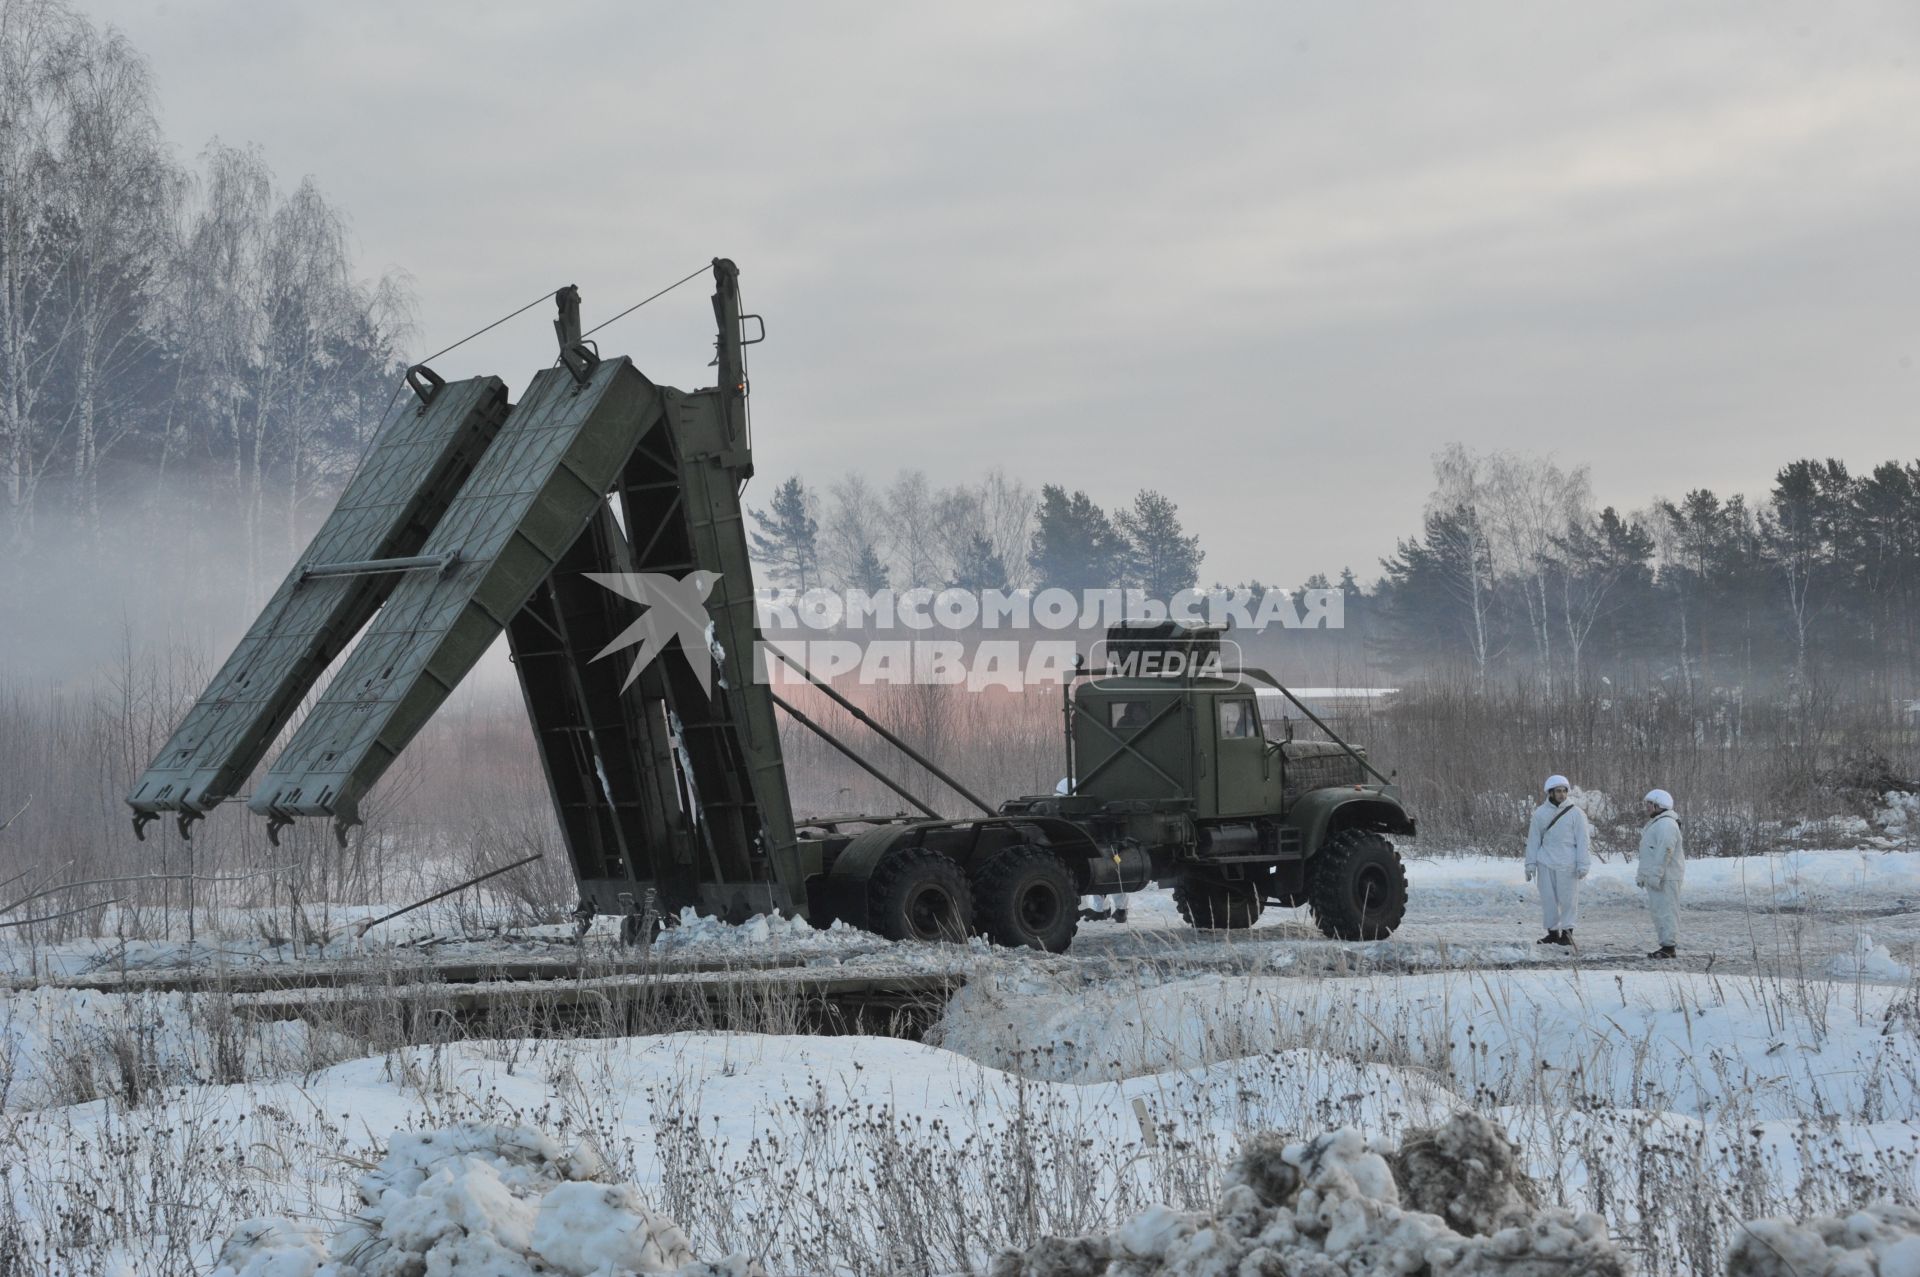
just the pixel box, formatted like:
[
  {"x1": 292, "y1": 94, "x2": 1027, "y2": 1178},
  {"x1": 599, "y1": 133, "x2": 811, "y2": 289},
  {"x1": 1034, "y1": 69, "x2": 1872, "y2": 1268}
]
[
  {"x1": 0, "y1": 0, "x2": 407, "y2": 585},
  {"x1": 751, "y1": 443, "x2": 1920, "y2": 699},
  {"x1": 747, "y1": 469, "x2": 1206, "y2": 600},
  {"x1": 1355, "y1": 446, "x2": 1920, "y2": 696}
]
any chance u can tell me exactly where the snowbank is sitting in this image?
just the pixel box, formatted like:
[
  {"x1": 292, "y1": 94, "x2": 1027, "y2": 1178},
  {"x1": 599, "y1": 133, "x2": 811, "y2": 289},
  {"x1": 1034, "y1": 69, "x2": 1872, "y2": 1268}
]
[
  {"x1": 932, "y1": 966, "x2": 1920, "y2": 1119},
  {"x1": 1830, "y1": 934, "x2": 1914, "y2": 982},
  {"x1": 1728, "y1": 1204, "x2": 1920, "y2": 1277},
  {"x1": 1405, "y1": 848, "x2": 1920, "y2": 914},
  {"x1": 209, "y1": 1122, "x2": 761, "y2": 1277},
  {"x1": 1878, "y1": 791, "x2": 1920, "y2": 845},
  {"x1": 990, "y1": 1111, "x2": 1627, "y2": 1277},
  {"x1": 0, "y1": 985, "x2": 319, "y2": 1109}
]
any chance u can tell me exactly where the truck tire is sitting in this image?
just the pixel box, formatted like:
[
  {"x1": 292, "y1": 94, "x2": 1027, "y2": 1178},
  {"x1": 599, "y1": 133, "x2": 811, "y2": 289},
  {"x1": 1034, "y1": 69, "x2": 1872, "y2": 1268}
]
[
  {"x1": 869, "y1": 846, "x2": 974, "y2": 943},
  {"x1": 972, "y1": 846, "x2": 1078, "y2": 952},
  {"x1": 1174, "y1": 874, "x2": 1264, "y2": 929},
  {"x1": 1308, "y1": 830, "x2": 1408, "y2": 940}
]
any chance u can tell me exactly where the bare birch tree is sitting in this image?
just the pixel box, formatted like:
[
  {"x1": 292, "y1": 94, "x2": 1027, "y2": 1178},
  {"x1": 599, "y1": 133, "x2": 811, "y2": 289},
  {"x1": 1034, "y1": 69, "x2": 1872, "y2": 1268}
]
[
  {"x1": 819, "y1": 471, "x2": 890, "y2": 589},
  {"x1": 1428, "y1": 445, "x2": 1501, "y2": 685},
  {"x1": 1481, "y1": 451, "x2": 1593, "y2": 691},
  {"x1": 0, "y1": 0, "x2": 86, "y2": 544},
  {"x1": 883, "y1": 469, "x2": 942, "y2": 589},
  {"x1": 47, "y1": 21, "x2": 176, "y2": 536}
]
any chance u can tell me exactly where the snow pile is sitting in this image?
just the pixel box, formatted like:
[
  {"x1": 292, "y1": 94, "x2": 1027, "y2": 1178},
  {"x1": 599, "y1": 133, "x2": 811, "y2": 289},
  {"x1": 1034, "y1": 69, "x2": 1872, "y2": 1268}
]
[
  {"x1": 650, "y1": 906, "x2": 873, "y2": 957},
  {"x1": 1877, "y1": 791, "x2": 1920, "y2": 845},
  {"x1": 653, "y1": 907, "x2": 808, "y2": 950},
  {"x1": 988, "y1": 1112, "x2": 1627, "y2": 1277},
  {"x1": 1727, "y1": 1204, "x2": 1920, "y2": 1277},
  {"x1": 1389, "y1": 1108, "x2": 1539, "y2": 1234},
  {"x1": 1830, "y1": 934, "x2": 1912, "y2": 982},
  {"x1": 208, "y1": 1216, "x2": 327, "y2": 1277},
  {"x1": 209, "y1": 1123, "x2": 761, "y2": 1277}
]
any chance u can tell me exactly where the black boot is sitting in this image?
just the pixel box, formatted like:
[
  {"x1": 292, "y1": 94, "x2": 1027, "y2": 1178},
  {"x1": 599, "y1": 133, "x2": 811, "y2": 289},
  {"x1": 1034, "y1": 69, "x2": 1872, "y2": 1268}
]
[
  {"x1": 1537, "y1": 932, "x2": 1560, "y2": 945},
  {"x1": 1648, "y1": 945, "x2": 1676, "y2": 960},
  {"x1": 1559, "y1": 929, "x2": 1574, "y2": 947}
]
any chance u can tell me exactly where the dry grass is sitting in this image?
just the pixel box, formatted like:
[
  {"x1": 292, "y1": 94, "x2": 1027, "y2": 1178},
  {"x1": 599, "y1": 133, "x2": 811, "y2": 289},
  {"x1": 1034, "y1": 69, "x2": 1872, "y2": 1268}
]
[{"x1": 0, "y1": 947, "x2": 1911, "y2": 1275}]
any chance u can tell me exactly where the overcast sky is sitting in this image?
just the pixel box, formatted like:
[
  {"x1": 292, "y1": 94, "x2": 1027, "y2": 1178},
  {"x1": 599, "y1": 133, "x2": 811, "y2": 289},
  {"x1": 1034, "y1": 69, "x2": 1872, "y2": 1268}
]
[{"x1": 85, "y1": 0, "x2": 1920, "y2": 587}]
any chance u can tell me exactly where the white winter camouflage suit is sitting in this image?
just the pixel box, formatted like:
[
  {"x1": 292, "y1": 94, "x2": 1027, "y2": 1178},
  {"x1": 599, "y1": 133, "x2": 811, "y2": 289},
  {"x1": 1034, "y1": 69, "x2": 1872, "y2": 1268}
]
[
  {"x1": 1524, "y1": 799, "x2": 1592, "y2": 931},
  {"x1": 1636, "y1": 808, "x2": 1685, "y2": 947}
]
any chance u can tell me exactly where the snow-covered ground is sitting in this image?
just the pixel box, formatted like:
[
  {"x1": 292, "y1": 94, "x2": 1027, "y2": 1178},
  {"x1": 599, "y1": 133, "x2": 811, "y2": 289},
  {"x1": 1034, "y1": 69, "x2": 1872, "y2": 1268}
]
[
  {"x1": 12, "y1": 846, "x2": 1920, "y2": 986},
  {"x1": 3, "y1": 846, "x2": 1919, "y2": 1274},
  {"x1": 1059, "y1": 845, "x2": 1920, "y2": 981},
  {"x1": 21, "y1": 1011, "x2": 1918, "y2": 1274}
]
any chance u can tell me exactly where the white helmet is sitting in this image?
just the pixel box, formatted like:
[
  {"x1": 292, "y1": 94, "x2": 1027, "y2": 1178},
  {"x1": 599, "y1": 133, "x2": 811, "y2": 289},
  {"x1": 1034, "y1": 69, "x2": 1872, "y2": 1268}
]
[
  {"x1": 1543, "y1": 774, "x2": 1570, "y2": 793},
  {"x1": 1644, "y1": 789, "x2": 1673, "y2": 810}
]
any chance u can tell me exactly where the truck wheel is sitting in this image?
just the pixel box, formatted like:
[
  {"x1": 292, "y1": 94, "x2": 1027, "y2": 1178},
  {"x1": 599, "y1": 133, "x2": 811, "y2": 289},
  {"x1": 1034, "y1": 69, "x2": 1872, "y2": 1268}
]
[
  {"x1": 1308, "y1": 830, "x2": 1408, "y2": 940},
  {"x1": 869, "y1": 847, "x2": 974, "y2": 943},
  {"x1": 972, "y1": 847, "x2": 1078, "y2": 952},
  {"x1": 1174, "y1": 874, "x2": 1263, "y2": 929}
]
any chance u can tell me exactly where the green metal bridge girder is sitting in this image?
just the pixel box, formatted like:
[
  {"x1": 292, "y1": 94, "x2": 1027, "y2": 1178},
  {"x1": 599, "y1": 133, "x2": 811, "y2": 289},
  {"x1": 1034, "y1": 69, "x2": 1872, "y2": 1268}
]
[
  {"x1": 248, "y1": 359, "x2": 663, "y2": 830},
  {"x1": 126, "y1": 375, "x2": 508, "y2": 836}
]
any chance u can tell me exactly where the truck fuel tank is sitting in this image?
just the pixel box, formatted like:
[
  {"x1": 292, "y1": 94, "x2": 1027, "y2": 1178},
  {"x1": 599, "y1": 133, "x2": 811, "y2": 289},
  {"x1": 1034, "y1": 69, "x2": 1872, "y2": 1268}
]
[
  {"x1": 1085, "y1": 843, "x2": 1153, "y2": 894},
  {"x1": 1196, "y1": 822, "x2": 1263, "y2": 858}
]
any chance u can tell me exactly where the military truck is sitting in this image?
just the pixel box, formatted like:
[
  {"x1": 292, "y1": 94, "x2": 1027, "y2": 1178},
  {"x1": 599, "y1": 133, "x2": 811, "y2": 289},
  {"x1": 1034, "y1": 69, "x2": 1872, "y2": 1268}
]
[
  {"x1": 802, "y1": 621, "x2": 1414, "y2": 951},
  {"x1": 126, "y1": 260, "x2": 1414, "y2": 953}
]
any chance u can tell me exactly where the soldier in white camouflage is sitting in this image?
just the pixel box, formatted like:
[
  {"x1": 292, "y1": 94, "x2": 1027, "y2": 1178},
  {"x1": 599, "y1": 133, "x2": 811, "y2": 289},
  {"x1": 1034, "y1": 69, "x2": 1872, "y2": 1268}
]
[
  {"x1": 1636, "y1": 789, "x2": 1685, "y2": 959},
  {"x1": 1524, "y1": 774, "x2": 1591, "y2": 947}
]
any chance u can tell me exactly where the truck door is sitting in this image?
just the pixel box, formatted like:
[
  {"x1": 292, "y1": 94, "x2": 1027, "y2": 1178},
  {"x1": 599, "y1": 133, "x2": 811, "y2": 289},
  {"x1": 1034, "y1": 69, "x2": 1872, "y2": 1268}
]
[{"x1": 1213, "y1": 696, "x2": 1267, "y2": 818}]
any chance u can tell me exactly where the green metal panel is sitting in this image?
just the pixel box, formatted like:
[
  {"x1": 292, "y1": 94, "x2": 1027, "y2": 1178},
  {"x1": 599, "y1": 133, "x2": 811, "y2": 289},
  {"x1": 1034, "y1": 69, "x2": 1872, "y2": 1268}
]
[
  {"x1": 250, "y1": 359, "x2": 662, "y2": 830},
  {"x1": 1070, "y1": 679, "x2": 1195, "y2": 805},
  {"x1": 125, "y1": 376, "x2": 508, "y2": 832},
  {"x1": 506, "y1": 501, "x2": 703, "y2": 917},
  {"x1": 506, "y1": 262, "x2": 804, "y2": 920},
  {"x1": 639, "y1": 385, "x2": 802, "y2": 912}
]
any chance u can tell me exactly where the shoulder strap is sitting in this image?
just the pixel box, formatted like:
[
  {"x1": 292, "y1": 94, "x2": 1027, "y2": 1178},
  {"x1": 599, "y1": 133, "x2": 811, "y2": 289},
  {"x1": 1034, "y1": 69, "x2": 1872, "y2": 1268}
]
[{"x1": 1543, "y1": 803, "x2": 1574, "y2": 835}]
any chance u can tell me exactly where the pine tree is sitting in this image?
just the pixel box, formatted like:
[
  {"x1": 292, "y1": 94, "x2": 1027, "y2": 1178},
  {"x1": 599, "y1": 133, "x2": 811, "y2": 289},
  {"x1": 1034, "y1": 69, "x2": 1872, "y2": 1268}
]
[
  {"x1": 749, "y1": 476, "x2": 819, "y2": 589},
  {"x1": 949, "y1": 532, "x2": 1008, "y2": 591},
  {"x1": 1377, "y1": 505, "x2": 1502, "y2": 680},
  {"x1": 850, "y1": 542, "x2": 890, "y2": 592},
  {"x1": 1117, "y1": 489, "x2": 1203, "y2": 599},
  {"x1": 1028, "y1": 484, "x2": 1125, "y2": 592}
]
